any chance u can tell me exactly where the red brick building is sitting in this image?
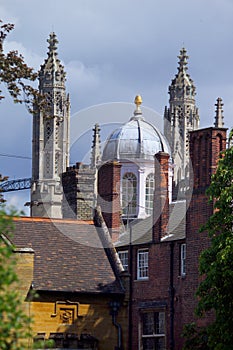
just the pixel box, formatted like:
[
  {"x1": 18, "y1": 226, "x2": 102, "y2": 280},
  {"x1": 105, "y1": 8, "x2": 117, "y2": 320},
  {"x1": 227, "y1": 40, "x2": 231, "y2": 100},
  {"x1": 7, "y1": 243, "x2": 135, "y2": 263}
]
[{"x1": 113, "y1": 125, "x2": 227, "y2": 350}]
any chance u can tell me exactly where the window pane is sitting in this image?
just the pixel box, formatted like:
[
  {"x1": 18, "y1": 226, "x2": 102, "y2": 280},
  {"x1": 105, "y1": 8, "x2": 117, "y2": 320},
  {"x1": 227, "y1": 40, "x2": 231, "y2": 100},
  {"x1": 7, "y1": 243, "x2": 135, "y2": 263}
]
[
  {"x1": 155, "y1": 337, "x2": 165, "y2": 350},
  {"x1": 142, "y1": 337, "x2": 165, "y2": 350},
  {"x1": 155, "y1": 312, "x2": 165, "y2": 334},
  {"x1": 138, "y1": 250, "x2": 148, "y2": 279},
  {"x1": 122, "y1": 172, "x2": 137, "y2": 216},
  {"x1": 143, "y1": 337, "x2": 154, "y2": 350},
  {"x1": 142, "y1": 312, "x2": 166, "y2": 350},
  {"x1": 118, "y1": 251, "x2": 128, "y2": 271},
  {"x1": 143, "y1": 313, "x2": 154, "y2": 335}
]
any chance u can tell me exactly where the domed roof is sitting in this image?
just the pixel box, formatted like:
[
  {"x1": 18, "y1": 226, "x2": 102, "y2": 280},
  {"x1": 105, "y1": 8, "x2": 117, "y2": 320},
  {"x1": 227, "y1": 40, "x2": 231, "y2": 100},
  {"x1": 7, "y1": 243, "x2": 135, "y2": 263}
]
[{"x1": 102, "y1": 96, "x2": 170, "y2": 161}]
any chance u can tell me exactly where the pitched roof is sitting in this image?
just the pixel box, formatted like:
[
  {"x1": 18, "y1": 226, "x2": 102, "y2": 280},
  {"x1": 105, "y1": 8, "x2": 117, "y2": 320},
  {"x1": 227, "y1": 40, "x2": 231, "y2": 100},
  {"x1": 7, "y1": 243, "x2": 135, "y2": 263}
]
[{"x1": 10, "y1": 217, "x2": 124, "y2": 295}]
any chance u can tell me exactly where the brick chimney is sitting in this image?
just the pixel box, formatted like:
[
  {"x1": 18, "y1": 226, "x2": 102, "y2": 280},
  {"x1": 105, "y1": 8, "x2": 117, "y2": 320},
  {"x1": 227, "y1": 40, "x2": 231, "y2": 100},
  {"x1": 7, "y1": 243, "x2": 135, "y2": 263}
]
[
  {"x1": 183, "y1": 120, "x2": 227, "y2": 328},
  {"x1": 97, "y1": 161, "x2": 122, "y2": 241},
  {"x1": 189, "y1": 127, "x2": 227, "y2": 194},
  {"x1": 62, "y1": 162, "x2": 95, "y2": 220},
  {"x1": 186, "y1": 126, "x2": 227, "y2": 231},
  {"x1": 153, "y1": 152, "x2": 170, "y2": 242}
]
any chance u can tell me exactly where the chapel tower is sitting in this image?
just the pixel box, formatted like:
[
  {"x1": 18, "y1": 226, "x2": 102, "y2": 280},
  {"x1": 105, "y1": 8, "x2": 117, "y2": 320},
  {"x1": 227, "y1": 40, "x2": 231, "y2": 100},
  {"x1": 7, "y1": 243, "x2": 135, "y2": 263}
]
[
  {"x1": 164, "y1": 48, "x2": 199, "y2": 198},
  {"x1": 31, "y1": 32, "x2": 70, "y2": 218}
]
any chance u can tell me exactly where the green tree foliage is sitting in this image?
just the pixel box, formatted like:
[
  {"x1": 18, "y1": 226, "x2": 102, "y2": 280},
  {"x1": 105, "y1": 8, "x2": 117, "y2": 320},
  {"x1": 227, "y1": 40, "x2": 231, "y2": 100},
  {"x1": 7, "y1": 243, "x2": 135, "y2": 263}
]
[
  {"x1": 0, "y1": 207, "x2": 32, "y2": 350},
  {"x1": 0, "y1": 20, "x2": 42, "y2": 113},
  {"x1": 183, "y1": 133, "x2": 233, "y2": 350}
]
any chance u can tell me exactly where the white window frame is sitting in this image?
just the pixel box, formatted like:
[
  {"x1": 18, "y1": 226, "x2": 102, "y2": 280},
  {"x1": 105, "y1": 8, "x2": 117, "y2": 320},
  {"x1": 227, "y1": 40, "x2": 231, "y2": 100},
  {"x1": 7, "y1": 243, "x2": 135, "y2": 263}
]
[
  {"x1": 141, "y1": 311, "x2": 166, "y2": 350},
  {"x1": 118, "y1": 250, "x2": 128, "y2": 271},
  {"x1": 137, "y1": 249, "x2": 149, "y2": 280},
  {"x1": 181, "y1": 243, "x2": 186, "y2": 277},
  {"x1": 145, "y1": 173, "x2": 154, "y2": 215}
]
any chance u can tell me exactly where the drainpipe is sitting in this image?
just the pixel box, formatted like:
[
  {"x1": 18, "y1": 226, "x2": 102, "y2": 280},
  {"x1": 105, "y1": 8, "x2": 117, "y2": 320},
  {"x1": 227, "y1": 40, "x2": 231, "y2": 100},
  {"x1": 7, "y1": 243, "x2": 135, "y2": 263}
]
[
  {"x1": 128, "y1": 225, "x2": 133, "y2": 350},
  {"x1": 169, "y1": 242, "x2": 175, "y2": 350},
  {"x1": 110, "y1": 301, "x2": 122, "y2": 350}
]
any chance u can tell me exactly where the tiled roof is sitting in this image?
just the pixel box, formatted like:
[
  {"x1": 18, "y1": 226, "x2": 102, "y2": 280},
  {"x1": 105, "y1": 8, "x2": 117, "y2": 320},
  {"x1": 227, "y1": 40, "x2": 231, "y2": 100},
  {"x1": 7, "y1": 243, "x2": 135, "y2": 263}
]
[{"x1": 10, "y1": 217, "x2": 124, "y2": 294}]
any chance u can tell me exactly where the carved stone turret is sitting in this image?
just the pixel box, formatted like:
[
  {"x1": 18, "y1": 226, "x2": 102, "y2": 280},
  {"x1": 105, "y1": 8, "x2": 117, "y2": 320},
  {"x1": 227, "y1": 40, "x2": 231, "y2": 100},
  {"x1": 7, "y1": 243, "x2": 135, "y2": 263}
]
[
  {"x1": 31, "y1": 33, "x2": 70, "y2": 218},
  {"x1": 164, "y1": 48, "x2": 199, "y2": 199}
]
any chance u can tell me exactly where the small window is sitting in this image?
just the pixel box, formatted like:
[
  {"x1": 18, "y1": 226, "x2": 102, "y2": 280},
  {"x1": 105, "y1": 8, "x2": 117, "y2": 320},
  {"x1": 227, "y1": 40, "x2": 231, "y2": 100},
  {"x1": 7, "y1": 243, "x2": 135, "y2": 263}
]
[
  {"x1": 141, "y1": 311, "x2": 166, "y2": 350},
  {"x1": 137, "y1": 249, "x2": 149, "y2": 280},
  {"x1": 181, "y1": 243, "x2": 186, "y2": 276},
  {"x1": 118, "y1": 250, "x2": 128, "y2": 271}
]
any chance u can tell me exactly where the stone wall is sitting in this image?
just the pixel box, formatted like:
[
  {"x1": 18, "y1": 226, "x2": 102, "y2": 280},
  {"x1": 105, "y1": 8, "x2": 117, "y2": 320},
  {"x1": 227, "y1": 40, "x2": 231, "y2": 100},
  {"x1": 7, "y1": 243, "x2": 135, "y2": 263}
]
[{"x1": 62, "y1": 163, "x2": 95, "y2": 220}]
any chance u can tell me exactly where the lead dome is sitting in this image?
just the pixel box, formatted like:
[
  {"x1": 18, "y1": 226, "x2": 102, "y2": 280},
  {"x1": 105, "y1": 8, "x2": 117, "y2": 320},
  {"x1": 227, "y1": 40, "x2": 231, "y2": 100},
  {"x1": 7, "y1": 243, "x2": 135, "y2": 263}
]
[{"x1": 102, "y1": 95, "x2": 170, "y2": 162}]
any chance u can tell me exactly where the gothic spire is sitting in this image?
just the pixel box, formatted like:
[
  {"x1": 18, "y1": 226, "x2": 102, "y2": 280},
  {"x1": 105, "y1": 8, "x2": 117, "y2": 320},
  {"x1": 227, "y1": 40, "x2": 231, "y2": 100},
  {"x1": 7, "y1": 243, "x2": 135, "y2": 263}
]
[
  {"x1": 214, "y1": 97, "x2": 224, "y2": 128},
  {"x1": 31, "y1": 33, "x2": 70, "y2": 218},
  {"x1": 39, "y1": 32, "x2": 66, "y2": 90},
  {"x1": 91, "y1": 123, "x2": 101, "y2": 167},
  {"x1": 169, "y1": 47, "x2": 196, "y2": 102},
  {"x1": 164, "y1": 48, "x2": 199, "y2": 200}
]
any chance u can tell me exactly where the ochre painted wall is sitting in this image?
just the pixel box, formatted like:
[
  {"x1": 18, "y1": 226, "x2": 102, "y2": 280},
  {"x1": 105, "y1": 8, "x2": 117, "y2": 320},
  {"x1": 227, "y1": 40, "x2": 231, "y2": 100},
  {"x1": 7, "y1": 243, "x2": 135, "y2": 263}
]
[{"x1": 29, "y1": 296, "x2": 128, "y2": 350}]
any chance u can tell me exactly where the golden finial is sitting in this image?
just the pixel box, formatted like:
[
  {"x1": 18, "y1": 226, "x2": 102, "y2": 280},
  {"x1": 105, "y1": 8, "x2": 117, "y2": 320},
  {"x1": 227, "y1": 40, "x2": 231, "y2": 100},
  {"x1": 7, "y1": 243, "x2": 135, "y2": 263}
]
[{"x1": 134, "y1": 95, "x2": 142, "y2": 107}]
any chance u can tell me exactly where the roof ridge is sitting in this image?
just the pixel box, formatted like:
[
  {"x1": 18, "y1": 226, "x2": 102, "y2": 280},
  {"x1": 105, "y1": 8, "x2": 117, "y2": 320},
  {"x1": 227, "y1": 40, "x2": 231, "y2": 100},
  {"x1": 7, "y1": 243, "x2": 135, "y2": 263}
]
[{"x1": 13, "y1": 216, "x2": 94, "y2": 225}]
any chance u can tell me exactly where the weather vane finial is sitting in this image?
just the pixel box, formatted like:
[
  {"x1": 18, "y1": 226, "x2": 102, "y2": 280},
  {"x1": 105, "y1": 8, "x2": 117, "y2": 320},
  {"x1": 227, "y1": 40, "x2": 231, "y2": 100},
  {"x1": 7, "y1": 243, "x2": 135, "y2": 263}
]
[
  {"x1": 134, "y1": 95, "x2": 142, "y2": 107},
  {"x1": 134, "y1": 95, "x2": 143, "y2": 116}
]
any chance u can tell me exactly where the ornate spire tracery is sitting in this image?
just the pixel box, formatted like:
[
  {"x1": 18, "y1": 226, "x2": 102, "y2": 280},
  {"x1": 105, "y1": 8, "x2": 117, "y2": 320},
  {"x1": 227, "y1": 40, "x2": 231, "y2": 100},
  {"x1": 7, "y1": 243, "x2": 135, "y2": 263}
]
[
  {"x1": 178, "y1": 47, "x2": 189, "y2": 72},
  {"x1": 47, "y1": 32, "x2": 58, "y2": 55},
  {"x1": 39, "y1": 32, "x2": 66, "y2": 90}
]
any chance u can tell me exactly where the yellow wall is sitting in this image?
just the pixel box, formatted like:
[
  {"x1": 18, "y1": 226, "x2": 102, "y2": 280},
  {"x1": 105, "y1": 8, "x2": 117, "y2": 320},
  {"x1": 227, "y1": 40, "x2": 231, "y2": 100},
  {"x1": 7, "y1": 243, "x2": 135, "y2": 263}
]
[{"x1": 30, "y1": 297, "x2": 128, "y2": 350}]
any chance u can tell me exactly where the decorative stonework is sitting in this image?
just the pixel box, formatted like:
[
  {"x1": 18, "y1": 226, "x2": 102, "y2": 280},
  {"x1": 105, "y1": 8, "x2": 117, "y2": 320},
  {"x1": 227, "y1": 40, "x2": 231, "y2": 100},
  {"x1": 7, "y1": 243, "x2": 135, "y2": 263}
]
[
  {"x1": 164, "y1": 48, "x2": 199, "y2": 199},
  {"x1": 59, "y1": 308, "x2": 75, "y2": 325},
  {"x1": 31, "y1": 33, "x2": 70, "y2": 218}
]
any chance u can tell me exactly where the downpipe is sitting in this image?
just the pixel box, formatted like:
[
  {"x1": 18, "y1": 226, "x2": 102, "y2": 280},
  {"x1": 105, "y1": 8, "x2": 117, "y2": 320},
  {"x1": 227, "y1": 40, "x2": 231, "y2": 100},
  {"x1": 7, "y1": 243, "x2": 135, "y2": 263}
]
[{"x1": 110, "y1": 301, "x2": 123, "y2": 350}]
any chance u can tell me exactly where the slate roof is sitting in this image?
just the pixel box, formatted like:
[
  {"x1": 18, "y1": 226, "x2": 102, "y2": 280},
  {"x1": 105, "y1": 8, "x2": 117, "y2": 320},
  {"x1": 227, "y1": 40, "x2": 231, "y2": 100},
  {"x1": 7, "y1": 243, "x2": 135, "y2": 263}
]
[
  {"x1": 115, "y1": 200, "x2": 186, "y2": 247},
  {"x1": 10, "y1": 217, "x2": 124, "y2": 295}
]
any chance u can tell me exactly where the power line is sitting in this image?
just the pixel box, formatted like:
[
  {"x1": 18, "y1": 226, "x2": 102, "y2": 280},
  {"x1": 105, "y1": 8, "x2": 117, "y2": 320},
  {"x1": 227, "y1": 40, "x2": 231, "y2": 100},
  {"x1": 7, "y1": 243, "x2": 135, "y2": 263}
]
[{"x1": 0, "y1": 153, "x2": 31, "y2": 160}]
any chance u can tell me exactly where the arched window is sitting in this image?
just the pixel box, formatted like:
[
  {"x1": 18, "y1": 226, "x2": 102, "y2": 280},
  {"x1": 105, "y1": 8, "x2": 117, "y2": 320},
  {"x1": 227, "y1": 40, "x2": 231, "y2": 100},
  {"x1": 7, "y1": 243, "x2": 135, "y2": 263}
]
[
  {"x1": 122, "y1": 172, "x2": 137, "y2": 217},
  {"x1": 145, "y1": 173, "x2": 154, "y2": 215}
]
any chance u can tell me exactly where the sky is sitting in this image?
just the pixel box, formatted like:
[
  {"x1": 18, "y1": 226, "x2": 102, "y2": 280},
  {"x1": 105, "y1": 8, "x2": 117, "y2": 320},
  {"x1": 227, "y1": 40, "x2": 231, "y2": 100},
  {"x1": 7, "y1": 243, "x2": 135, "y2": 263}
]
[{"x1": 0, "y1": 0, "x2": 233, "y2": 212}]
